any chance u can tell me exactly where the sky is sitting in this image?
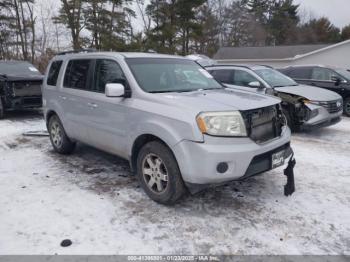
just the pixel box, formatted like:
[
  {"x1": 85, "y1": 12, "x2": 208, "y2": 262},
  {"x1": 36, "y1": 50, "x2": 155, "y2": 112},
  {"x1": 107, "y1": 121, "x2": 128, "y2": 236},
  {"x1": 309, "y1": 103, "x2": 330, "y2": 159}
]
[{"x1": 295, "y1": 0, "x2": 349, "y2": 28}]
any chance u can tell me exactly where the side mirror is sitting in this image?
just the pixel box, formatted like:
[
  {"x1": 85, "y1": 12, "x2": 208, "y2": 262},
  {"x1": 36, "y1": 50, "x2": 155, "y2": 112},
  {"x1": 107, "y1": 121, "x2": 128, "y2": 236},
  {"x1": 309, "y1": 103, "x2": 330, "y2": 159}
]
[
  {"x1": 105, "y1": 83, "x2": 125, "y2": 97},
  {"x1": 331, "y1": 76, "x2": 341, "y2": 85},
  {"x1": 265, "y1": 88, "x2": 275, "y2": 95},
  {"x1": 248, "y1": 81, "x2": 262, "y2": 88}
]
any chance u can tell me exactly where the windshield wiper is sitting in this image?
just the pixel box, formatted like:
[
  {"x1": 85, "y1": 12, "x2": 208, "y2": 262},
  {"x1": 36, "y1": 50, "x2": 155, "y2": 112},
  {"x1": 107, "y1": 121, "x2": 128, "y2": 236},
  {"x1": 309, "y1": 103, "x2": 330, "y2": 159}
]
[
  {"x1": 273, "y1": 84, "x2": 298, "y2": 88},
  {"x1": 149, "y1": 87, "x2": 223, "y2": 94},
  {"x1": 148, "y1": 89, "x2": 196, "y2": 93}
]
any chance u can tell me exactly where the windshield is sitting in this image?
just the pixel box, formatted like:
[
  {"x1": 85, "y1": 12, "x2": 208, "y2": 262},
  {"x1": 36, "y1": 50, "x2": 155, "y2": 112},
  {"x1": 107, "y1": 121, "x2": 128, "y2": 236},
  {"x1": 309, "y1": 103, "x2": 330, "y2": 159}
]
[
  {"x1": 335, "y1": 68, "x2": 350, "y2": 81},
  {"x1": 0, "y1": 61, "x2": 42, "y2": 77},
  {"x1": 126, "y1": 58, "x2": 223, "y2": 93},
  {"x1": 254, "y1": 68, "x2": 297, "y2": 87}
]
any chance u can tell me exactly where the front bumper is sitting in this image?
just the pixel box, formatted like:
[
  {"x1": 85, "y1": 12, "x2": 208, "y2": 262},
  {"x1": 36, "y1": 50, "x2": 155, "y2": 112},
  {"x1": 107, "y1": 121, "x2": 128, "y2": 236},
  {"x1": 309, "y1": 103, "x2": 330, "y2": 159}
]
[
  {"x1": 5, "y1": 96, "x2": 42, "y2": 109},
  {"x1": 301, "y1": 104, "x2": 342, "y2": 130},
  {"x1": 172, "y1": 126, "x2": 292, "y2": 189}
]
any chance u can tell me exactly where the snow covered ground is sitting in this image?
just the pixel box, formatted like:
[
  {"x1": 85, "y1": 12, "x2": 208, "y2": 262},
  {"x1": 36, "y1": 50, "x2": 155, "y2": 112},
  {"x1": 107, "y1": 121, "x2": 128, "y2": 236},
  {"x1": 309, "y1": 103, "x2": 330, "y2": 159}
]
[{"x1": 0, "y1": 111, "x2": 349, "y2": 255}]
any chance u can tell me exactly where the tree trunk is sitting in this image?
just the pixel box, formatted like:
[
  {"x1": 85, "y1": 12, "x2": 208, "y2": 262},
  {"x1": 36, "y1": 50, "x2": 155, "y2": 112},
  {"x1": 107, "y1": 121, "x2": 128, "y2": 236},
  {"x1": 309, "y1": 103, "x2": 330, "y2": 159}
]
[
  {"x1": 25, "y1": 0, "x2": 36, "y2": 63},
  {"x1": 13, "y1": 0, "x2": 26, "y2": 59},
  {"x1": 20, "y1": 0, "x2": 29, "y2": 59}
]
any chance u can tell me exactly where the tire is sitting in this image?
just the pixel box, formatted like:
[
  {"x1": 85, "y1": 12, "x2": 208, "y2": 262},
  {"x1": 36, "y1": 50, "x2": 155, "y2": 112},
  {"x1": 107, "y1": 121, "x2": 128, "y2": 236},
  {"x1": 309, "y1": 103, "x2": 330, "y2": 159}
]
[
  {"x1": 136, "y1": 141, "x2": 186, "y2": 205},
  {"x1": 283, "y1": 109, "x2": 297, "y2": 132},
  {"x1": 48, "y1": 115, "x2": 76, "y2": 154},
  {"x1": 0, "y1": 98, "x2": 4, "y2": 119},
  {"x1": 344, "y1": 97, "x2": 350, "y2": 117}
]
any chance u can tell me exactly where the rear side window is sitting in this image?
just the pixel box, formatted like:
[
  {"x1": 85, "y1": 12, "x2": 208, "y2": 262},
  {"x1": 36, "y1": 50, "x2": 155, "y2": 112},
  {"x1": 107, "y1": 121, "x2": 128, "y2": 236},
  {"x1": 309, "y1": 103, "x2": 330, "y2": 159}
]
[
  {"x1": 311, "y1": 68, "x2": 336, "y2": 81},
  {"x1": 209, "y1": 70, "x2": 233, "y2": 84},
  {"x1": 93, "y1": 59, "x2": 126, "y2": 93},
  {"x1": 288, "y1": 68, "x2": 312, "y2": 79},
  {"x1": 47, "y1": 61, "x2": 62, "y2": 86},
  {"x1": 64, "y1": 60, "x2": 92, "y2": 90}
]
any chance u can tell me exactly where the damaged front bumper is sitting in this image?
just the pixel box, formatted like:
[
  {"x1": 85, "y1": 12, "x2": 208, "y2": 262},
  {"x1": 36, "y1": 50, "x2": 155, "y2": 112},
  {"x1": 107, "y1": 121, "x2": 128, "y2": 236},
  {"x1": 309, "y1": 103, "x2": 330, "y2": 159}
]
[
  {"x1": 181, "y1": 140, "x2": 295, "y2": 196},
  {"x1": 301, "y1": 102, "x2": 343, "y2": 130}
]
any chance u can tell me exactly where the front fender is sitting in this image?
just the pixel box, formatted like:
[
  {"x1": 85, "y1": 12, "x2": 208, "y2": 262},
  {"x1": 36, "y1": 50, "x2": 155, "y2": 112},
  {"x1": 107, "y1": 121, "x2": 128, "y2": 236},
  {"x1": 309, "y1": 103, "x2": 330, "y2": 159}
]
[{"x1": 127, "y1": 118, "x2": 204, "y2": 157}]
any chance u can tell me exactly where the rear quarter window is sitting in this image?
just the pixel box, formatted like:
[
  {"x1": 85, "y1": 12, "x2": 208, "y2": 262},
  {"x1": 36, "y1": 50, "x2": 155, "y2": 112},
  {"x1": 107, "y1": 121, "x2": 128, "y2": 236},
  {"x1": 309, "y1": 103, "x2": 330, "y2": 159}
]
[
  {"x1": 209, "y1": 70, "x2": 233, "y2": 84},
  {"x1": 47, "y1": 61, "x2": 63, "y2": 86},
  {"x1": 288, "y1": 68, "x2": 312, "y2": 79}
]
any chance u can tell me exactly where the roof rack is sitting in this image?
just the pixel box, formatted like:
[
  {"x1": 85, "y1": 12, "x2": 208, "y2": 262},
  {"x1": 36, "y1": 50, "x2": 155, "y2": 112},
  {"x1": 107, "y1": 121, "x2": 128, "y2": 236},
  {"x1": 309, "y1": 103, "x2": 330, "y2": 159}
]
[
  {"x1": 205, "y1": 64, "x2": 252, "y2": 69},
  {"x1": 57, "y1": 48, "x2": 97, "y2": 56},
  {"x1": 258, "y1": 64, "x2": 274, "y2": 69}
]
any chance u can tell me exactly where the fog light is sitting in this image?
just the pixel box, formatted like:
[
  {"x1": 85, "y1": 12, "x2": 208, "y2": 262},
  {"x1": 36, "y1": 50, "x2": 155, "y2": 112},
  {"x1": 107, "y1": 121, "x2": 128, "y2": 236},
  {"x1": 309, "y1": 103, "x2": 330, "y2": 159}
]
[{"x1": 217, "y1": 162, "x2": 229, "y2": 174}]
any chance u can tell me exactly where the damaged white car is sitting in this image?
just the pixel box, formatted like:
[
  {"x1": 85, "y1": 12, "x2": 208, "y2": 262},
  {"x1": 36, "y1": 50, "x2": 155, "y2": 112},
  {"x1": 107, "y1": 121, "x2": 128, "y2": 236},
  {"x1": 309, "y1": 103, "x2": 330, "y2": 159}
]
[{"x1": 206, "y1": 65, "x2": 343, "y2": 131}]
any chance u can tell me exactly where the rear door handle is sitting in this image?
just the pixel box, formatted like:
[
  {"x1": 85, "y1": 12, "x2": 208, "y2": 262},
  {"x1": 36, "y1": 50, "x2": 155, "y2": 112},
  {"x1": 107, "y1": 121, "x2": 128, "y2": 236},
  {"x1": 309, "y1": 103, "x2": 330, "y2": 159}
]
[
  {"x1": 59, "y1": 95, "x2": 67, "y2": 100},
  {"x1": 88, "y1": 102, "x2": 98, "y2": 109}
]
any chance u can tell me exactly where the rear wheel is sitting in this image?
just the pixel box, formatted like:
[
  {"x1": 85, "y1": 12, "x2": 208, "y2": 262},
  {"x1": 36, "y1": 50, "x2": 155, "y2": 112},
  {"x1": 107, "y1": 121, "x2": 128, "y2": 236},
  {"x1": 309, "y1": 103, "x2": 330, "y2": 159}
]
[
  {"x1": 0, "y1": 99, "x2": 4, "y2": 119},
  {"x1": 136, "y1": 141, "x2": 186, "y2": 205},
  {"x1": 48, "y1": 115, "x2": 76, "y2": 154},
  {"x1": 344, "y1": 97, "x2": 350, "y2": 117}
]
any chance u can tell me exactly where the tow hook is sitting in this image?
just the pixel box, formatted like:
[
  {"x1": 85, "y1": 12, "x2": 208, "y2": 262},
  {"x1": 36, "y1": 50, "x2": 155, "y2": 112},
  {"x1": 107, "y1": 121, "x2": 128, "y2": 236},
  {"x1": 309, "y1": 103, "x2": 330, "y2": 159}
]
[{"x1": 284, "y1": 154, "x2": 296, "y2": 196}]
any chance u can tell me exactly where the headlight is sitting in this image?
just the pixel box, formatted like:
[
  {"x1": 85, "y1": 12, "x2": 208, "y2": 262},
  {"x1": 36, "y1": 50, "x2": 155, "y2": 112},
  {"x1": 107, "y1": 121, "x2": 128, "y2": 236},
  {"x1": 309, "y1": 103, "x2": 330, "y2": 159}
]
[
  {"x1": 304, "y1": 100, "x2": 322, "y2": 106},
  {"x1": 196, "y1": 111, "x2": 247, "y2": 137}
]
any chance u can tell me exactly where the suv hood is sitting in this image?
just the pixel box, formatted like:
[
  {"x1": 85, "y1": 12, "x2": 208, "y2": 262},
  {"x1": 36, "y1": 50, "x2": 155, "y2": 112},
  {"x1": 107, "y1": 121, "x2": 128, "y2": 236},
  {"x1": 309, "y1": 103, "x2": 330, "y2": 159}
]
[
  {"x1": 157, "y1": 88, "x2": 281, "y2": 112},
  {"x1": 275, "y1": 84, "x2": 341, "y2": 101},
  {"x1": 1, "y1": 74, "x2": 43, "y2": 82}
]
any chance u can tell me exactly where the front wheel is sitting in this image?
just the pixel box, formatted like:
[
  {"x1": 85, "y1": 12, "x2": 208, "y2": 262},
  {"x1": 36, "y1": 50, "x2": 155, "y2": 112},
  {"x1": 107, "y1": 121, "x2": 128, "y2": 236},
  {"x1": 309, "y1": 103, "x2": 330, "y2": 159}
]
[
  {"x1": 283, "y1": 109, "x2": 297, "y2": 132},
  {"x1": 344, "y1": 97, "x2": 350, "y2": 117},
  {"x1": 48, "y1": 115, "x2": 76, "y2": 154},
  {"x1": 136, "y1": 141, "x2": 186, "y2": 205}
]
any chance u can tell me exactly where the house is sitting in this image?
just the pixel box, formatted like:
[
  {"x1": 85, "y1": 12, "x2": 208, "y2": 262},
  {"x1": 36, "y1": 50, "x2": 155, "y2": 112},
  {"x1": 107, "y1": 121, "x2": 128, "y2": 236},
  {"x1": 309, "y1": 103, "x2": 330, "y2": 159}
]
[{"x1": 213, "y1": 40, "x2": 350, "y2": 69}]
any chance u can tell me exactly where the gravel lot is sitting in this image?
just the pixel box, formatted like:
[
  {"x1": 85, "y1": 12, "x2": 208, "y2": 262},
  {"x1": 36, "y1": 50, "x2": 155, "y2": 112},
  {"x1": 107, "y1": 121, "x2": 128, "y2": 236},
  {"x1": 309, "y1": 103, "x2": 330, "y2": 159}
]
[{"x1": 0, "y1": 111, "x2": 349, "y2": 255}]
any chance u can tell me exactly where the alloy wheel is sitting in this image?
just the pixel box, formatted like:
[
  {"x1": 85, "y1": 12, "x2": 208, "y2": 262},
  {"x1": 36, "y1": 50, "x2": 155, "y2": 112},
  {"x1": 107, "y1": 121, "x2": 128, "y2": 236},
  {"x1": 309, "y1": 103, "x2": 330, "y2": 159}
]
[
  {"x1": 50, "y1": 122, "x2": 63, "y2": 148},
  {"x1": 142, "y1": 153, "x2": 169, "y2": 194}
]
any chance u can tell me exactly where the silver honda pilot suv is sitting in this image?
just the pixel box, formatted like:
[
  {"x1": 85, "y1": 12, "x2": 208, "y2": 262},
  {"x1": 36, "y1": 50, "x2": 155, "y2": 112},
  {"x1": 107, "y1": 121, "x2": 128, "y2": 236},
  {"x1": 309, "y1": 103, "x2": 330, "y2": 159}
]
[{"x1": 43, "y1": 51, "x2": 293, "y2": 204}]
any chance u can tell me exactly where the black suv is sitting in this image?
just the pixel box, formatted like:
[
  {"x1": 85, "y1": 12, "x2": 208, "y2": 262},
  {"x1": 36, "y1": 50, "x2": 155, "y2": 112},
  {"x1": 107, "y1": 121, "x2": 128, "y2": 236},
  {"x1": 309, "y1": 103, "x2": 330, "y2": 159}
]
[
  {"x1": 0, "y1": 61, "x2": 43, "y2": 119},
  {"x1": 280, "y1": 65, "x2": 350, "y2": 116}
]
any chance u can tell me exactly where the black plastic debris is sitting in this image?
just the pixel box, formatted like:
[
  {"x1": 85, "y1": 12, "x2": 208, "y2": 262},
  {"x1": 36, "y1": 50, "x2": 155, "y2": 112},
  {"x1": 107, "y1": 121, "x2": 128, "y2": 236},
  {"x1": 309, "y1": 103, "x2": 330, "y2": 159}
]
[
  {"x1": 60, "y1": 239, "x2": 72, "y2": 247},
  {"x1": 22, "y1": 131, "x2": 49, "y2": 137},
  {"x1": 284, "y1": 155, "x2": 296, "y2": 196}
]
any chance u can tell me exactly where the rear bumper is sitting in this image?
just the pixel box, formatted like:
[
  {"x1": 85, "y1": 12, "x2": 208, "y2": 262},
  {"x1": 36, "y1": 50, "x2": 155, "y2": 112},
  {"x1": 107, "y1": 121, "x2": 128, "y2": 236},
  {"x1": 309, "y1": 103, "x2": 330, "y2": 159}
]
[{"x1": 172, "y1": 126, "x2": 292, "y2": 188}]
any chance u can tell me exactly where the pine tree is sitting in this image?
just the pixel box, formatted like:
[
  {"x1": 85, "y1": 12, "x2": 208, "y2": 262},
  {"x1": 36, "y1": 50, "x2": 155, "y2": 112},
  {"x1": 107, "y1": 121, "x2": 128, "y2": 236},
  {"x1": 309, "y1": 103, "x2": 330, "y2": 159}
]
[
  {"x1": 269, "y1": 0, "x2": 299, "y2": 45},
  {"x1": 54, "y1": 0, "x2": 86, "y2": 50},
  {"x1": 245, "y1": 0, "x2": 299, "y2": 45},
  {"x1": 146, "y1": 0, "x2": 178, "y2": 54},
  {"x1": 298, "y1": 17, "x2": 341, "y2": 44},
  {"x1": 341, "y1": 24, "x2": 350, "y2": 41},
  {"x1": 175, "y1": 0, "x2": 206, "y2": 55}
]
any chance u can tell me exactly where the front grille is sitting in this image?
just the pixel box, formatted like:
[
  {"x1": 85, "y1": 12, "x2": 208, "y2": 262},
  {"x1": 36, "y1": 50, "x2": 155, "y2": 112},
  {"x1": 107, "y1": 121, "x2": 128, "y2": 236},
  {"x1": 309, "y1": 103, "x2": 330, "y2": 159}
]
[
  {"x1": 241, "y1": 105, "x2": 284, "y2": 144},
  {"x1": 23, "y1": 97, "x2": 42, "y2": 105},
  {"x1": 12, "y1": 81, "x2": 42, "y2": 97},
  {"x1": 319, "y1": 100, "x2": 343, "y2": 114}
]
